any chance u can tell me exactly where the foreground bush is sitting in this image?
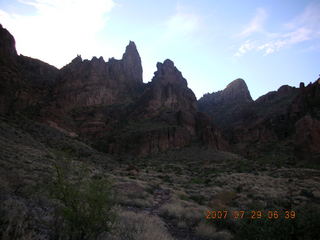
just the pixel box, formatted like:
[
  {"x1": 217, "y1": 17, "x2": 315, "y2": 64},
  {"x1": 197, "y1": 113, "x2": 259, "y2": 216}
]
[{"x1": 50, "y1": 162, "x2": 116, "y2": 240}]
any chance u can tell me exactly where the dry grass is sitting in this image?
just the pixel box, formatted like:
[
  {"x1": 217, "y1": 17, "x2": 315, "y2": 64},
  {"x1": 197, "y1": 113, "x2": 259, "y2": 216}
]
[
  {"x1": 195, "y1": 221, "x2": 217, "y2": 238},
  {"x1": 195, "y1": 221, "x2": 233, "y2": 240},
  {"x1": 209, "y1": 191, "x2": 238, "y2": 209},
  {"x1": 159, "y1": 195, "x2": 208, "y2": 226},
  {"x1": 107, "y1": 209, "x2": 174, "y2": 240},
  {"x1": 115, "y1": 180, "x2": 154, "y2": 208},
  {"x1": 0, "y1": 199, "x2": 43, "y2": 240}
]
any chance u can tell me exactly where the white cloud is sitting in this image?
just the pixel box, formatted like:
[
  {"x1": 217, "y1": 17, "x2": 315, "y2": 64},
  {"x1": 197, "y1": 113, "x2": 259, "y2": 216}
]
[
  {"x1": 0, "y1": 0, "x2": 116, "y2": 68},
  {"x1": 234, "y1": 40, "x2": 256, "y2": 57},
  {"x1": 238, "y1": 8, "x2": 268, "y2": 38},
  {"x1": 163, "y1": 4, "x2": 200, "y2": 40},
  {"x1": 234, "y1": 2, "x2": 320, "y2": 57}
]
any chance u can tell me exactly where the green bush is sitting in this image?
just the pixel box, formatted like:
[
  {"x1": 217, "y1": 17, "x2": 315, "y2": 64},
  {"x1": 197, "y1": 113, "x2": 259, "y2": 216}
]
[{"x1": 50, "y1": 162, "x2": 116, "y2": 240}]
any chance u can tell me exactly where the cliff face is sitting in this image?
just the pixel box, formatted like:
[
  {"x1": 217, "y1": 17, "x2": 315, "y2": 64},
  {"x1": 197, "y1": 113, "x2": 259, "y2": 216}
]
[
  {"x1": 0, "y1": 24, "x2": 18, "y2": 114},
  {"x1": 0, "y1": 24, "x2": 227, "y2": 156},
  {"x1": 2, "y1": 23, "x2": 318, "y2": 160},
  {"x1": 198, "y1": 78, "x2": 253, "y2": 128},
  {"x1": 199, "y1": 78, "x2": 252, "y2": 106},
  {"x1": 0, "y1": 24, "x2": 59, "y2": 115},
  {"x1": 53, "y1": 41, "x2": 143, "y2": 111},
  {"x1": 0, "y1": 24, "x2": 17, "y2": 63},
  {"x1": 92, "y1": 59, "x2": 228, "y2": 155},
  {"x1": 134, "y1": 59, "x2": 196, "y2": 117},
  {"x1": 199, "y1": 77, "x2": 320, "y2": 162}
]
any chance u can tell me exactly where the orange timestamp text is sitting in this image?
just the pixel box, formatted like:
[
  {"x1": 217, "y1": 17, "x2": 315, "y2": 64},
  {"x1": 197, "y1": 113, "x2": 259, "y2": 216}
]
[{"x1": 205, "y1": 210, "x2": 296, "y2": 220}]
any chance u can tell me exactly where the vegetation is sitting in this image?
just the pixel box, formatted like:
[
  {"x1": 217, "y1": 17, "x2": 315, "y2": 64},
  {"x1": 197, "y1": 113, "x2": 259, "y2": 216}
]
[
  {"x1": 1, "y1": 117, "x2": 320, "y2": 240},
  {"x1": 50, "y1": 160, "x2": 117, "y2": 240}
]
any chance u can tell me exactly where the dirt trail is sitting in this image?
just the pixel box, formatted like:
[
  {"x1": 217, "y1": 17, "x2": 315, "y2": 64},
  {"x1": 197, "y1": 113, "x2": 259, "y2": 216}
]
[
  {"x1": 150, "y1": 188, "x2": 171, "y2": 215},
  {"x1": 148, "y1": 188, "x2": 202, "y2": 240}
]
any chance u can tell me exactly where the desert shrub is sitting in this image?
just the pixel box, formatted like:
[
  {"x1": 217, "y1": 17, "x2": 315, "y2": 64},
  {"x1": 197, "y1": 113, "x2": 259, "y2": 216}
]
[
  {"x1": 160, "y1": 175, "x2": 172, "y2": 183},
  {"x1": 195, "y1": 220, "x2": 233, "y2": 240},
  {"x1": 159, "y1": 201, "x2": 185, "y2": 219},
  {"x1": 190, "y1": 177, "x2": 206, "y2": 184},
  {"x1": 195, "y1": 221, "x2": 217, "y2": 238},
  {"x1": 214, "y1": 191, "x2": 237, "y2": 206},
  {"x1": 190, "y1": 194, "x2": 206, "y2": 205},
  {"x1": 159, "y1": 199, "x2": 207, "y2": 226},
  {"x1": 50, "y1": 162, "x2": 116, "y2": 240},
  {"x1": 0, "y1": 199, "x2": 38, "y2": 240},
  {"x1": 109, "y1": 210, "x2": 174, "y2": 240},
  {"x1": 178, "y1": 193, "x2": 189, "y2": 201}
]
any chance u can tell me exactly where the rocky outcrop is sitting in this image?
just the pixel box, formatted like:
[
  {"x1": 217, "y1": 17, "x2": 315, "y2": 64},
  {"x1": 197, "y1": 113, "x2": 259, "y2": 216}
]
[
  {"x1": 255, "y1": 85, "x2": 297, "y2": 108},
  {"x1": 107, "y1": 124, "x2": 192, "y2": 155},
  {"x1": 0, "y1": 24, "x2": 228, "y2": 156},
  {"x1": 94, "y1": 59, "x2": 228, "y2": 156},
  {"x1": 198, "y1": 78, "x2": 253, "y2": 128},
  {"x1": 0, "y1": 24, "x2": 18, "y2": 114},
  {"x1": 122, "y1": 41, "x2": 143, "y2": 84},
  {"x1": 294, "y1": 115, "x2": 320, "y2": 162},
  {"x1": 289, "y1": 79, "x2": 320, "y2": 120},
  {"x1": 134, "y1": 59, "x2": 197, "y2": 117},
  {"x1": 217, "y1": 78, "x2": 252, "y2": 103},
  {"x1": 0, "y1": 24, "x2": 17, "y2": 64},
  {"x1": 53, "y1": 41, "x2": 143, "y2": 112},
  {"x1": 199, "y1": 77, "x2": 320, "y2": 162},
  {"x1": 0, "y1": 24, "x2": 58, "y2": 115},
  {"x1": 199, "y1": 78, "x2": 252, "y2": 106},
  {"x1": 195, "y1": 112, "x2": 229, "y2": 150}
]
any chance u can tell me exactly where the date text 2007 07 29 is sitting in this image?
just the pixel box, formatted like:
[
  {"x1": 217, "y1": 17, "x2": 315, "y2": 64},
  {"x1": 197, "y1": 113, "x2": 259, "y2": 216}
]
[{"x1": 205, "y1": 210, "x2": 296, "y2": 220}]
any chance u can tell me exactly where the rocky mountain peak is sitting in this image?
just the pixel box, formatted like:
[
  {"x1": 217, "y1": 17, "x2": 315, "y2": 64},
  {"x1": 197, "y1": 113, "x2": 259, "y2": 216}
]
[
  {"x1": 134, "y1": 59, "x2": 196, "y2": 117},
  {"x1": 277, "y1": 85, "x2": 295, "y2": 94},
  {"x1": 153, "y1": 59, "x2": 188, "y2": 87},
  {"x1": 91, "y1": 56, "x2": 105, "y2": 62},
  {"x1": 122, "y1": 40, "x2": 143, "y2": 83},
  {"x1": 223, "y1": 78, "x2": 252, "y2": 103},
  {"x1": 162, "y1": 59, "x2": 175, "y2": 68},
  {"x1": 123, "y1": 41, "x2": 137, "y2": 56},
  {"x1": 199, "y1": 78, "x2": 252, "y2": 107},
  {"x1": 198, "y1": 78, "x2": 253, "y2": 128},
  {"x1": 71, "y1": 55, "x2": 82, "y2": 64},
  {"x1": 0, "y1": 24, "x2": 17, "y2": 63},
  {"x1": 156, "y1": 59, "x2": 175, "y2": 72},
  {"x1": 122, "y1": 41, "x2": 140, "y2": 63}
]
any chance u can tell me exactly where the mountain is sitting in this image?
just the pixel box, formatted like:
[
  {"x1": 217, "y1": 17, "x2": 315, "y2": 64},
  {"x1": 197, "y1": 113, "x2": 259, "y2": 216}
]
[
  {"x1": 0, "y1": 24, "x2": 59, "y2": 115},
  {"x1": 53, "y1": 41, "x2": 143, "y2": 112},
  {"x1": 0, "y1": 24, "x2": 227, "y2": 156},
  {"x1": 87, "y1": 58, "x2": 228, "y2": 155},
  {"x1": 199, "y1": 78, "x2": 320, "y2": 163},
  {"x1": 198, "y1": 78, "x2": 253, "y2": 128},
  {"x1": 1, "y1": 22, "x2": 319, "y2": 160}
]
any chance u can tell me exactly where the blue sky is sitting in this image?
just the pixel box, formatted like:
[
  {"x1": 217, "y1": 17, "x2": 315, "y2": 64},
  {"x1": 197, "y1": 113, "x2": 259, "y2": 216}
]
[{"x1": 0, "y1": 0, "x2": 319, "y2": 99}]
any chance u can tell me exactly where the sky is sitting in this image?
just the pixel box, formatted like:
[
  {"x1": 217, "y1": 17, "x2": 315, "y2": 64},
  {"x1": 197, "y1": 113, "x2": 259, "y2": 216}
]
[{"x1": 0, "y1": 0, "x2": 319, "y2": 100}]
